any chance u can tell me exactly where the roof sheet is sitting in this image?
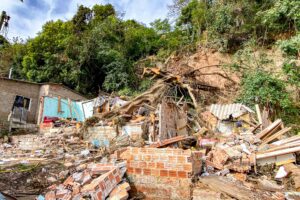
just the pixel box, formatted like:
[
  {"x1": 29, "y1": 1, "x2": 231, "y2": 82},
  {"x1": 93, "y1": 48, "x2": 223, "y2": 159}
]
[{"x1": 210, "y1": 103, "x2": 253, "y2": 120}]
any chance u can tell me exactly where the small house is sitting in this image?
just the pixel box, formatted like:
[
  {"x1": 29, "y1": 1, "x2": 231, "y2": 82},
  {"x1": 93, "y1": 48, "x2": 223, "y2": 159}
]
[{"x1": 0, "y1": 78, "x2": 86, "y2": 133}]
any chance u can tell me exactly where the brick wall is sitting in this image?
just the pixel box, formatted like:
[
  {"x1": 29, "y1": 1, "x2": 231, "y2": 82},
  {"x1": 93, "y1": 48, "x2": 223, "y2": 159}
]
[{"x1": 119, "y1": 147, "x2": 202, "y2": 200}]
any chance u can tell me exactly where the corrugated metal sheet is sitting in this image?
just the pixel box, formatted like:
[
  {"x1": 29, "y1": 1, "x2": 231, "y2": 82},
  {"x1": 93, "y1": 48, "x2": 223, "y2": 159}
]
[{"x1": 210, "y1": 103, "x2": 253, "y2": 120}]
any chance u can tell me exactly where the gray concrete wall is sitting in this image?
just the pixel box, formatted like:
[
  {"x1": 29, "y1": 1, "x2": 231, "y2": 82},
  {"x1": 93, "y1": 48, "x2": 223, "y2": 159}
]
[
  {"x1": 0, "y1": 79, "x2": 40, "y2": 128},
  {"x1": 46, "y1": 84, "x2": 86, "y2": 101}
]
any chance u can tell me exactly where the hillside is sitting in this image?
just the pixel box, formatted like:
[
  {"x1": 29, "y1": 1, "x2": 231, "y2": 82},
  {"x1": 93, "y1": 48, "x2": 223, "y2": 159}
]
[{"x1": 0, "y1": 0, "x2": 299, "y2": 126}]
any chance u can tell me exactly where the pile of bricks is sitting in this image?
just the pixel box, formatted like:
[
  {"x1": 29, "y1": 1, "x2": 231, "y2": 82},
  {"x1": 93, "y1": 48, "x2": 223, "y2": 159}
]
[
  {"x1": 44, "y1": 163, "x2": 129, "y2": 200},
  {"x1": 118, "y1": 147, "x2": 202, "y2": 200},
  {"x1": 10, "y1": 134, "x2": 46, "y2": 150}
]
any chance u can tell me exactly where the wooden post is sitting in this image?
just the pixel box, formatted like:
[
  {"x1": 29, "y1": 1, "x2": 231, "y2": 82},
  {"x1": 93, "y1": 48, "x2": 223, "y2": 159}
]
[{"x1": 255, "y1": 104, "x2": 262, "y2": 124}]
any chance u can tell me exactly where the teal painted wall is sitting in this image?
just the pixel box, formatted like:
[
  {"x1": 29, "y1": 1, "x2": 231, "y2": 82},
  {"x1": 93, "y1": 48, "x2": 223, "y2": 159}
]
[{"x1": 43, "y1": 97, "x2": 84, "y2": 121}]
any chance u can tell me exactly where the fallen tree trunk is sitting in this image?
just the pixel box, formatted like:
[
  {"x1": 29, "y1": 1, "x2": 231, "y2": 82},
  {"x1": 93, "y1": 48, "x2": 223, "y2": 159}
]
[{"x1": 97, "y1": 80, "x2": 169, "y2": 119}]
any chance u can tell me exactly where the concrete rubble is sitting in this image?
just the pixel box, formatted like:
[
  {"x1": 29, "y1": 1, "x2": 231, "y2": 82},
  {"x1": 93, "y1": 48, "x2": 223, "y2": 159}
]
[{"x1": 1, "y1": 68, "x2": 300, "y2": 200}]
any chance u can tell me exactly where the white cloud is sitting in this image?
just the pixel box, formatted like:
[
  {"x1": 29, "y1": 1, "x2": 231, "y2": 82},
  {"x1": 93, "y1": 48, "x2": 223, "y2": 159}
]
[{"x1": 0, "y1": 0, "x2": 172, "y2": 41}]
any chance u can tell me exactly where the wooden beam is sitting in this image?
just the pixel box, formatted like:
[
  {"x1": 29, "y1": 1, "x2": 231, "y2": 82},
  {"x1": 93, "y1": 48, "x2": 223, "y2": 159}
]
[
  {"x1": 256, "y1": 119, "x2": 282, "y2": 139},
  {"x1": 260, "y1": 127, "x2": 291, "y2": 147},
  {"x1": 149, "y1": 135, "x2": 190, "y2": 148},
  {"x1": 256, "y1": 146, "x2": 300, "y2": 160},
  {"x1": 272, "y1": 135, "x2": 300, "y2": 146},
  {"x1": 260, "y1": 141, "x2": 300, "y2": 153}
]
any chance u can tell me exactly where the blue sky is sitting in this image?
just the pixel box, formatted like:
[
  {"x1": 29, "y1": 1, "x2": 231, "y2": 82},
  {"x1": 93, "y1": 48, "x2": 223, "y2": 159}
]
[{"x1": 0, "y1": 0, "x2": 173, "y2": 40}]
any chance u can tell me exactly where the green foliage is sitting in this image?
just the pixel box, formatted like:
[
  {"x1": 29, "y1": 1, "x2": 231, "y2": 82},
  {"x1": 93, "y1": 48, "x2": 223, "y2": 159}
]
[
  {"x1": 258, "y1": 0, "x2": 300, "y2": 33},
  {"x1": 282, "y1": 61, "x2": 300, "y2": 87},
  {"x1": 238, "y1": 70, "x2": 292, "y2": 111},
  {"x1": 72, "y1": 5, "x2": 92, "y2": 33},
  {"x1": 0, "y1": 35, "x2": 8, "y2": 46},
  {"x1": 1, "y1": 1, "x2": 300, "y2": 100},
  {"x1": 278, "y1": 33, "x2": 300, "y2": 57},
  {"x1": 150, "y1": 19, "x2": 171, "y2": 35},
  {"x1": 123, "y1": 22, "x2": 158, "y2": 60},
  {"x1": 92, "y1": 4, "x2": 116, "y2": 22}
]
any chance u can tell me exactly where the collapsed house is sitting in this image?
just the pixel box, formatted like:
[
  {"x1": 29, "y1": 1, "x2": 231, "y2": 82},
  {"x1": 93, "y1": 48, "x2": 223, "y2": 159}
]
[
  {"x1": 0, "y1": 78, "x2": 86, "y2": 133},
  {"x1": 1, "y1": 68, "x2": 300, "y2": 200}
]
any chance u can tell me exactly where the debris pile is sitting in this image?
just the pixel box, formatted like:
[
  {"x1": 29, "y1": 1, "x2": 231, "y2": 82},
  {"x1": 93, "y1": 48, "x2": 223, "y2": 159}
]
[
  {"x1": 1, "y1": 67, "x2": 300, "y2": 200},
  {"x1": 44, "y1": 162, "x2": 129, "y2": 200}
]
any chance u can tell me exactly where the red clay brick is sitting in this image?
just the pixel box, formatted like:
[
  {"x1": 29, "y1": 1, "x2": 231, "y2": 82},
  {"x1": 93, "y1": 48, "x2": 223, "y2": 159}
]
[
  {"x1": 169, "y1": 170, "x2": 178, "y2": 177},
  {"x1": 144, "y1": 155, "x2": 152, "y2": 161},
  {"x1": 127, "y1": 167, "x2": 134, "y2": 173},
  {"x1": 143, "y1": 169, "x2": 151, "y2": 175},
  {"x1": 183, "y1": 163, "x2": 193, "y2": 172},
  {"x1": 115, "y1": 175, "x2": 121, "y2": 183},
  {"x1": 147, "y1": 162, "x2": 155, "y2": 168},
  {"x1": 139, "y1": 148, "x2": 147, "y2": 153},
  {"x1": 178, "y1": 171, "x2": 188, "y2": 178},
  {"x1": 169, "y1": 156, "x2": 177, "y2": 163},
  {"x1": 45, "y1": 191, "x2": 56, "y2": 200},
  {"x1": 146, "y1": 148, "x2": 155, "y2": 154},
  {"x1": 108, "y1": 173, "x2": 114, "y2": 181},
  {"x1": 151, "y1": 169, "x2": 160, "y2": 176},
  {"x1": 63, "y1": 176, "x2": 74, "y2": 186},
  {"x1": 130, "y1": 161, "x2": 139, "y2": 168},
  {"x1": 139, "y1": 161, "x2": 147, "y2": 168},
  {"x1": 132, "y1": 148, "x2": 139, "y2": 154},
  {"x1": 160, "y1": 155, "x2": 168, "y2": 161},
  {"x1": 165, "y1": 149, "x2": 174, "y2": 154},
  {"x1": 183, "y1": 149, "x2": 192, "y2": 155},
  {"x1": 156, "y1": 162, "x2": 165, "y2": 169},
  {"x1": 160, "y1": 170, "x2": 169, "y2": 177},
  {"x1": 94, "y1": 190, "x2": 103, "y2": 200},
  {"x1": 177, "y1": 156, "x2": 187, "y2": 164},
  {"x1": 135, "y1": 168, "x2": 142, "y2": 174},
  {"x1": 152, "y1": 155, "x2": 160, "y2": 161}
]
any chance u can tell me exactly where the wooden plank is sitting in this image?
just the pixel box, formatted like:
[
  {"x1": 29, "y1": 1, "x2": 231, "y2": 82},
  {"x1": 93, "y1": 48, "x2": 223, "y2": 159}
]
[
  {"x1": 149, "y1": 135, "x2": 189, "y2": 148},
  {"x1": 255, "y1": 104, "x2": 262, "y2": 124},
  {"x1": 261, "y1": 107, "x2": 271, "y2": 129},
  {"x1": 256, "y1": 119, "x2": 282, "y2": 139},
  {"x1": 272, "y1": 135, "x2": 300, "y2": 146},
  {"x1": 200, "y1": 176, "x2": 283, "y2": 200},
  {"x1": 261, "y1": 141, "x2": 300, "y2": 153},
  {"x1": 256, "y1": 146, "x2": 300, "y2": 160},
  {"x1": 158, "y1": 104, "x2": 162, "y2": 141},
  {"x1": 260, "y1": 127, "x2": 291, "y2": 147},
  {"x1": 261, "y1": 123, "x2": 282, "y2": 141}
]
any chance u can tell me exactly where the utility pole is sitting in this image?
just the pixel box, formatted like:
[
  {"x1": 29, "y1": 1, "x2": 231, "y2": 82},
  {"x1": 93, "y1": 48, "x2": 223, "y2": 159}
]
[
  {"x1": 0, "y1": 0, "x2": 24, "y2": 80},
  {"x1": 0, "y1": 0, "x2": 24, "y2": 37},
  {"x1": 0, "y1": 11, "x2": 10, "y2": 38}
]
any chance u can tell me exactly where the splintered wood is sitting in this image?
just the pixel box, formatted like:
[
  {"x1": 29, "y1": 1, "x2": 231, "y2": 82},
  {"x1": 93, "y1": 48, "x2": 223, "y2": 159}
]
[{"x1": 200, "y1": 176, "x2": 284, "y2": 200}]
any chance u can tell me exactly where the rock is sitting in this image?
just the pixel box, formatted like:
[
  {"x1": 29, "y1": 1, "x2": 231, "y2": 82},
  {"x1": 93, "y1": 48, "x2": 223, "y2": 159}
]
[
  {"x1": 3, "y1": 135, "x2": 9, "y2": 143},
  {"x1": 59, "y1": 170, "x2": 69, "y2": 179},
  {"x1": 257, "y1": 177, "x2": 284, "y2": 192},
  {"x1": 224, "y1": 146, "x2": 242, "y2": 159},
  {"x1": 47, "y1": 177, "x2": 57, "y2": 183},
  {"x1": 80, "y1": 149, "x2": 90, "y2": 157}
]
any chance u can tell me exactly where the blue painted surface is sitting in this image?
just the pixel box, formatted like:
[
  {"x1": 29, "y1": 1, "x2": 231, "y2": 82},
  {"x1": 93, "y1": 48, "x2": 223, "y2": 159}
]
[{"x1": 43, "y1": 97, "x2": 84, "y2": 121}]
